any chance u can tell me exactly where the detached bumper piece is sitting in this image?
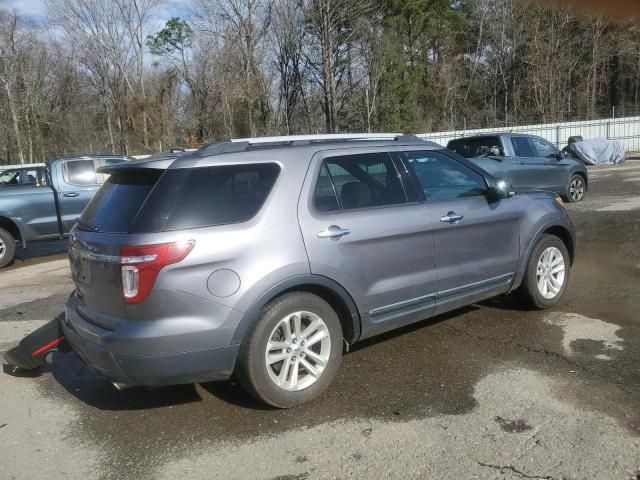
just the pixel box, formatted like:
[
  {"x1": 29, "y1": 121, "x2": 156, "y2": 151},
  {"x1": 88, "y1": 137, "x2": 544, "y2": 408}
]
[{"x1": 3, "y1": 318, "x2": 70, "y2": 370}]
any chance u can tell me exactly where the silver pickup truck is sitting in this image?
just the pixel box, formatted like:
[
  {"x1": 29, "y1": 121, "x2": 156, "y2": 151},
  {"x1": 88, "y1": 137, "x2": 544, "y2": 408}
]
[{"x1": 0, "y1": 155, "x2": 130, "y2": 268}]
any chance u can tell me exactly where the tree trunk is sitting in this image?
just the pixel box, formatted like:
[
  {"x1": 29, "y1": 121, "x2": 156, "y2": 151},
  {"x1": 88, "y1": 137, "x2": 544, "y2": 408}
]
[{"x1": 4, "y1": 82, "x2": 24, "y2": 164}]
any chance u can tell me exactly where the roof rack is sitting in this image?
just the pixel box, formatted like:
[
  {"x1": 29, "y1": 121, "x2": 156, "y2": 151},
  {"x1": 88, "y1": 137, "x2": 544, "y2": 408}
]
[
  {"x1": 230, "y1": 133, "x2": 409, "y2": 143},
  {"x1": 196, "y1": 133, "x2": 426, "y2": 156}
]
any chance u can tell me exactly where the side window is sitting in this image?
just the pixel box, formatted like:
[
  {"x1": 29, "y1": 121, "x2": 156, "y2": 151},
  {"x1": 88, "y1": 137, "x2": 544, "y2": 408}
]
[
  {"x1": 320, "y1": 152, "x2": 407, "y2": 211},
  {"x1": 401, "y1": 150, "x2": 487, "y2": 202},
  {"x1": 24, "y1": 169, "x2": 42, "y2": 186},
  {"x1": 447, "y1": 136, "x2": 502, "y2": 158},
  {"x1": 63, "y1": 160, "x2": 97, "y2": 185},
  {"x1": 313, "y1": 163, "x2": 340, "y2": 212},
  {"x1": 530, "y1": 138, "x2": 558, "y2": 158},
  {"x1": 511, "y1": 137, "x2": 535, "y2": 157},
  {"x1": 0, "y1": 170, "x2": 20, "y2": 185}
]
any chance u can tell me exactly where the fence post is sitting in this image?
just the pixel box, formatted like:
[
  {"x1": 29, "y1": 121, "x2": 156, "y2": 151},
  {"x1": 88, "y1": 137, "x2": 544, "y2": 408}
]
[
  {"x1": 555, "y1": 125, "x2": 561, "y2": 147},
  {"x1": 606, "y1": 121, "x2": 611, "y2": 140}
]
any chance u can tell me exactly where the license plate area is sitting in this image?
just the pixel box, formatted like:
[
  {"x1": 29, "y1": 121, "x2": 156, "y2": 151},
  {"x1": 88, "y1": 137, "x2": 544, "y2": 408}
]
[{"x1": 72, "y1": 253, "x2": 92, "y2": 286}]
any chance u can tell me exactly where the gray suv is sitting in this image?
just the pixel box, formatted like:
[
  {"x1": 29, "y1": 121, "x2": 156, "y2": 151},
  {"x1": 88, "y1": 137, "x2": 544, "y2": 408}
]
[
  {"x1": 447, "y1": 133, "x2": 589, "y2": 203},
  {"x1": 63, "y1": 134, "x2": 575, "y2": 408}
]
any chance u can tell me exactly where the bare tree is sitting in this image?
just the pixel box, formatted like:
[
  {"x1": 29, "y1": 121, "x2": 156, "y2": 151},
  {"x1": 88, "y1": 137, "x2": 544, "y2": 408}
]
[
  {"x1": 115, "y1": 0, "x2": 164, "y2": 150},
  {"x1": 305, "y1": 0, "x2": 373, "y2": 132},
  {"x1": 0, "y1": 12, "x2": 25, "y2": 163}
]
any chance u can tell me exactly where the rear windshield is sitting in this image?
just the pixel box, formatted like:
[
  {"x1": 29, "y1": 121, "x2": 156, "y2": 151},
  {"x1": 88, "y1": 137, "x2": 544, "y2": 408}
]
[
  {"x1": 80, "y1": 169, "x2": 162, "y2": 233},
  {"x1": 80, "y1": 163, "x2": 280, "y2": 233},
  {"x1": 447, "y1": 137, "x2": 501, "y2": 158}
]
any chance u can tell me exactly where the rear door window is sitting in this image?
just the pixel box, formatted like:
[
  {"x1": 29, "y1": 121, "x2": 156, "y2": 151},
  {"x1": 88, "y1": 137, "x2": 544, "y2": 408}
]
[
  {"x1": 133, "y1": 163, "x2": 280, "y2": 232},
  {"x1": 447, "y1": 137, "x2": 502, "y2": 158},
  {"x1": 313, "y1": 164, "x2": 340, "y2": 212},
  {"x1": 63, "y1": 159, "x2": 98, "y2": 185},
  {"x1": 511, "y1": 137, "x2": 535, "y2": 157},
  {"x1": 314, "y1": 153, "x2": 407, "y2": 211},
  {"x1": 24, "y1": 169, "x2": 44, "y2": 186}
]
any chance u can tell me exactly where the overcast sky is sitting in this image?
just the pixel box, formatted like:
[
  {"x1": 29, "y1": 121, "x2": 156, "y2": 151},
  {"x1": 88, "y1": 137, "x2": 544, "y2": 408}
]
[{"x1": 1, "y1": 0, "x2": 188, "y2": 23}]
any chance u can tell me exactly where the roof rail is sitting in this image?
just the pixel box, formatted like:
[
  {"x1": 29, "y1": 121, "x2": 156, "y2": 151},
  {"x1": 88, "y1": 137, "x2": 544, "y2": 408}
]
[
  {"x1": 195, "y1": 133, "x2": 428, "y2": 156},
  {"x1": 229, "y1": 133, "x2": 408, "y2": 144}
]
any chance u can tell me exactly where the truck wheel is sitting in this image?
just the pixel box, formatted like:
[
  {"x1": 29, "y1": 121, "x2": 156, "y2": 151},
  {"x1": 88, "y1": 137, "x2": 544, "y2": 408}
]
[
  {"x1": 565, "y1": 174, "x2": 585, "y2": 202},
  {"x1": 514, "y1": 234, "x2": 570, "y2": 309},
  {"x1": 0, "y1": 227, "x2": 16, "y2": 269},
  {"x1": 236, "y1": 292, "x2": 343, "y2": 408}
]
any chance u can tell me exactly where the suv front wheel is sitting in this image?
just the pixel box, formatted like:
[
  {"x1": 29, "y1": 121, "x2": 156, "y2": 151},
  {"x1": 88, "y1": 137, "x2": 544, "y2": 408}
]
[
  {"x1": 514, "y1": 234, "x2": 571, "y2": 309},
  {"x1": 236, "y1": 292, "x2": 343, "y2": 408}
]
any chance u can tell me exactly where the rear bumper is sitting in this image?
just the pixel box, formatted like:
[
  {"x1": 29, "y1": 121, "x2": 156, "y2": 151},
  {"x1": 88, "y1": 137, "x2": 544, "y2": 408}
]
[{"x1": 62, "y1": 295, "x2": 240, "y2": 387}]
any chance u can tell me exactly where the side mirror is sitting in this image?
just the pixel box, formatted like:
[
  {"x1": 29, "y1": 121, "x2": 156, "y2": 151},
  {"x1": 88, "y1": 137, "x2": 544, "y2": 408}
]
[{"x1": 486, "y1": 179, "x2": 515, "y2": 200}]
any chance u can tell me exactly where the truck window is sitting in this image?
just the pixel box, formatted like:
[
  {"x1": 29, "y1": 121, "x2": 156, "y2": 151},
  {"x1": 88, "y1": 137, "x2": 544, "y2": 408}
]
[
  {"x1": 0, "y1": 170, "x2": 21, "y2": 185},
  {"x1": 511, "y1": 137, "x2": 535, "y2": 157},
  {"x1": 447, "y1": 137, "x2": 502, "y2": 158},
  {"x1": 63, "y1": 160, "x2": 97, "y2": 185}
]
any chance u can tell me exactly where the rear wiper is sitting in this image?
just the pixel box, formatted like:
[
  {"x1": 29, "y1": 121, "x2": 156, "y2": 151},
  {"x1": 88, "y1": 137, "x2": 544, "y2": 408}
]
[{"x1": 75, "y1": 218, "x2": 100, "y2": 232}]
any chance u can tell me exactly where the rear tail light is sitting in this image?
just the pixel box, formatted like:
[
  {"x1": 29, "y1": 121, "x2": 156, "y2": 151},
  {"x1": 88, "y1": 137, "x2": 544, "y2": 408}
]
[{"x1": 120, "y1": 240, "x2": 195, "y2": 304}]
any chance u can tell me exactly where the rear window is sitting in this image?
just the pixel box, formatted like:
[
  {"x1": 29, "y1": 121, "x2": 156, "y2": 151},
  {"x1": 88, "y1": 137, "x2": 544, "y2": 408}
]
[
  {"x1": 64, "y1": 159, "x2": 98, "y2": 184},
  {"x1": 80, "y1": 169, "x2": 163, "y2": 233},
  {"x1": 447, "y1": 137, "x2": 502, "y2": 158},
  {"x1": 132, "y1": 163, "x2": 280, "y2": 232}
]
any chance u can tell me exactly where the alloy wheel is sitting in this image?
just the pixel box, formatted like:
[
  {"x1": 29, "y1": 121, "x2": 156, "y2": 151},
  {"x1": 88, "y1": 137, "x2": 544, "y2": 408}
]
[
  {"x1": 536, "y1": 246, "x2": 566, "y2": 300},
  {"x1": 264, "y1": 311, "x2": 331, "y2": 391},
  {"x1": 0, "y1": 237, "x2": 5, "y2": 259},
  {"x1": 569, "y1": 177, "x2": 584, "y2": 201}
]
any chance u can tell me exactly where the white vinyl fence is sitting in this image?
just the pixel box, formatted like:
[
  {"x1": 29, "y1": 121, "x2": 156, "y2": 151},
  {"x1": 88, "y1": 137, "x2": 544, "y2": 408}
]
[
  {"x1": 418, "y1": 115, "x2": 640, "y2": 151},
  {"x1": 0, "y1": 162, "x2": 45, "y2": 172}
]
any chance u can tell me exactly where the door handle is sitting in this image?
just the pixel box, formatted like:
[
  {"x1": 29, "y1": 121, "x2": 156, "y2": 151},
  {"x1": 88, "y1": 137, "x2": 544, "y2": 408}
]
[
  {"x1": 317, "y1": 225, "x2": 351, "y2": 239},
  {"x1": 440, "y1": 212, "x2": 464, "y2": 224},
  {"x1": 63, "y1": 192, "x2": 79, "y2": 198}
]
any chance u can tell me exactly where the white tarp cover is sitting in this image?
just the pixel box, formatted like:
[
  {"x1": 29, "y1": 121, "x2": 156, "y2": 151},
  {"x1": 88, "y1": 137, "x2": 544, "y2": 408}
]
[{"x1": 569, "y1": 138, "x2": 625, "y2": 165}]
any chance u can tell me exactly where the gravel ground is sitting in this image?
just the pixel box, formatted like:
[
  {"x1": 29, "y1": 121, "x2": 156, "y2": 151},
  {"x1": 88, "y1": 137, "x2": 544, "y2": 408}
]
[{"x1": 1, "y1": 160, "x2": 639, "y2": 480}]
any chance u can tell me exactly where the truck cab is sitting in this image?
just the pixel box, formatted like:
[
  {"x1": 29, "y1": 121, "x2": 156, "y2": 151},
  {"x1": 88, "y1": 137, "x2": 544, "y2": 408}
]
[{"x1": 0, "y1": 155, "x2": 130, "y2": 268}]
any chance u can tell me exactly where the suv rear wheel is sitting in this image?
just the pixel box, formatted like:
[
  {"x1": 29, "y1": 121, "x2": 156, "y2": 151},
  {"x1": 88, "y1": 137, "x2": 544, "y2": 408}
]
[
  {"x1": 236, "y1": 292, "x2": 343, "y2": 408},
  {"x1": 0, "y1": 227, "x2": 16, "y2": 269},
  {"x1": 514, "y1": 234, "x2": 570, "y2": 309}
]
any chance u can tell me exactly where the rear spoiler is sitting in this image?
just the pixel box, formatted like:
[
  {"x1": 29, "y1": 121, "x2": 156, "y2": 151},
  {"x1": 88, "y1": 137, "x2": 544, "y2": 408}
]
[{"x1": 97, "y1": 156, "x2": 178, "y2": 175}]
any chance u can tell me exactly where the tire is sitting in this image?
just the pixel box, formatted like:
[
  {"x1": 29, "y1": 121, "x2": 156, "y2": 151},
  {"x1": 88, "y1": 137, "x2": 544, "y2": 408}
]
[
  {"x1": 0, "y1": 227, "x2": 16, "y2": 269},
  {"x1": 236, "y1": 292, "x2": 343, "y2": 408},
  {"x1": 565, "y1": 174, "x2": 586, "y2": 203},
  {"x1": 514, "y1": 234, "x2": 571, "y2": 309}
]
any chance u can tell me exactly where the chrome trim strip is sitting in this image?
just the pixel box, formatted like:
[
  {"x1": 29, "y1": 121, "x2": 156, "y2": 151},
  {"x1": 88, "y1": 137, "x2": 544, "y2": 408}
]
[
  {"x1": 368, "y1": 273, "x2": 514, "y2": 318},
  {"x1": 369, "y1": 292, "x2": 436, "y2": 317},
  {"x1": 437, "y1": 273, "x2": 514, "y2": 298}
]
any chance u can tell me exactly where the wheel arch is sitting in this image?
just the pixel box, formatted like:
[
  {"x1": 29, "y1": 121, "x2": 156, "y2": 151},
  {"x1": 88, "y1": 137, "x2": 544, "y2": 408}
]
[
  {"x1": 542, "y1": 225, "x2": 575, "y2": 264},
  {"x1": 0, "y1": 216, "x2": 23, "y2": 245},
  {"x1": 512, "y1": 220, "x2": 576, "y2": 291},
  {"x1": 231, "y1": 274, "x2": 362, "y2": 346},
  {"x1": 572, "y1": 170, "x2": 588, "y2": 190}
]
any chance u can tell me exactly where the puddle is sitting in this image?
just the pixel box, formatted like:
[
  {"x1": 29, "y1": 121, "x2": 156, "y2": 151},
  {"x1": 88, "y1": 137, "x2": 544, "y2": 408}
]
[{"x1": 543, "y1": 313, "x2": 623, "y2": 358}]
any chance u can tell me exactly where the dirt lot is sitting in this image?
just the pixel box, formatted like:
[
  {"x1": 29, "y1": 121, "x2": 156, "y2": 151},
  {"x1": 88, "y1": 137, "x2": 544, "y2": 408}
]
[{"x1": 1, "y1": 161, "x2": 639, "y2": 480}]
